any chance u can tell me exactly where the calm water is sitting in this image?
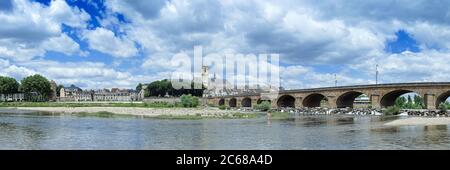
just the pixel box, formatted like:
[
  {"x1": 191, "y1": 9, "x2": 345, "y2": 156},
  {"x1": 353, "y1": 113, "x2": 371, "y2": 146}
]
[{"x1": 1, "y1": 112, "x2": 450, "y2": 150}]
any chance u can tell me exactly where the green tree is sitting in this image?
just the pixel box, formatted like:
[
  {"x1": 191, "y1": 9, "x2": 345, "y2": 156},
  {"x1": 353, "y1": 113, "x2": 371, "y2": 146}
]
[
  {"x1": 0, "y1": 76, "x2": 19, "y2": 94},
  {"x1": 146, "y1": 79, "x2": 203, "y2": 97},
  {"x1": 384, "y1": 106, "x2": 400, "y2": 115},
  {"x1": 136, "y1": 83, "x2": 143, "y2": 92},
  {"x1": 19, "y1": 74, "x2": 52, "y2": 97},
  {"x1": 413, "y1": 95, "x2": 424, "y2": 109},
  {"x1": 438, "y1": 103, "x2": 447, "y2": 113},
  {"x1": 254, "y1": 101, "x2": 272, "y2": 111},
  {"x1": 180, "y1": 94, "x2": 199, "y2": 107},
  {"x1": 394, "y1": 96, "x2": 406, "y2": 108},
  {"x1": 56, "y1": 85, "x2": 64, "y2": 97}
]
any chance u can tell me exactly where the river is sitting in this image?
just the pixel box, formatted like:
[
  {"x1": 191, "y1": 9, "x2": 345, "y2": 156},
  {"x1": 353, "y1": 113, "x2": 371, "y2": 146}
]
[{"x1": 1, "y1": 112, "x2": 449, "y2": 149}]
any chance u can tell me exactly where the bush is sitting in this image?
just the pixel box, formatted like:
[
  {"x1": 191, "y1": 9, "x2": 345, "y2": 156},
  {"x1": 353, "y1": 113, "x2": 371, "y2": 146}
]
[
  {"x1": 384, "y1": 106, "x2": 400, "y2": 116},
  {"x1": 218, "y1": 105, "x2": 226, "y2": 110},
  {"x1": 180, "y1": 94, "x2": 199, "y2": 107},
  {"x1": 438, "y1": 103, "x2": 448, "y2": 113},
  {"x1": 253, "y1": 101, "x2": 271, "y2": 111}
]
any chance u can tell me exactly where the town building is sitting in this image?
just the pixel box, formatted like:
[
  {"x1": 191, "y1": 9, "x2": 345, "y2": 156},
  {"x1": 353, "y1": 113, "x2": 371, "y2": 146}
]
[
  {"x1": 0, "y1": 93, "x2": 25, "y2": 102},
  {"x1": 93, "y1": 89, "x2": 139, "y2": 101}
]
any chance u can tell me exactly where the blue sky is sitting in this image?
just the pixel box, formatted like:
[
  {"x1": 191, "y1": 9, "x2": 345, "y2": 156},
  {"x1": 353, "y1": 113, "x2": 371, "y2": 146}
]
[{"x1": 1, "y1": 0, "x2": 450, "y2": 90}]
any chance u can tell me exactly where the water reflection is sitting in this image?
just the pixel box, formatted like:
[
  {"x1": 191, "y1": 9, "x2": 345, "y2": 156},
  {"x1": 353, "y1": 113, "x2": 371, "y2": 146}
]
[
  {"x1": 1, "y1": 112, "x2": 450, "y2": 149},
  {"x1": 422, "y1": 125, "x2": 449, "y2": 144},
  {"x1": 290, "y1": 115, "x2": 356, "y2": 127}
]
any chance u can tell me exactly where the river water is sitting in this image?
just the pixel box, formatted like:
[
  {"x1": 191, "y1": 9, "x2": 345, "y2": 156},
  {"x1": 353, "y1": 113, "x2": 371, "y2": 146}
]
[{"x1": 1, "y1": 112, "x2": 449, "y2": 149}]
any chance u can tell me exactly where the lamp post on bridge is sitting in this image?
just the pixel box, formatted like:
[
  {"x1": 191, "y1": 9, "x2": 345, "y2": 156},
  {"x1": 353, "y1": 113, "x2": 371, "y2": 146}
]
[
  {"x1": 376, "y1": 64, "x2": 379, "y2": 85},
  {"x1": 334, "y1": 74, "x2": 337, "y2": 87}
]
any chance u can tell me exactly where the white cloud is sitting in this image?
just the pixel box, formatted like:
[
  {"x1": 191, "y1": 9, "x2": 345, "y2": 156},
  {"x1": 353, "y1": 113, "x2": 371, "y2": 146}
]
[
  {"x1": 82, "y1": 27, "x2": 138, "y2": 58},
  {"x1": 0, "y1": 0, "x2": 88, "y2": 61},
  {"x1": 351, "y1": 50, "x2": 450, "y2": 83},
  {"x1": 41, "y1": 33, "x2": 81, "y2": 56},
  {"x1": 3, "y1": 0, "x2": 450, "y2": 89}
]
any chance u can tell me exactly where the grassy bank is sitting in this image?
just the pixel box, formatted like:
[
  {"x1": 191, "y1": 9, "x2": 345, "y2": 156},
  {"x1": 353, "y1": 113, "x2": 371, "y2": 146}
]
[{"x1": 0, "y1": 102, "x2": 181, "y2": 108}]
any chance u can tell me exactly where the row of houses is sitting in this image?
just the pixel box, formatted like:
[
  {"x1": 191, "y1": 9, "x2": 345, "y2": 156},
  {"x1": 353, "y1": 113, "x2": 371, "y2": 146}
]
[
  {"x1": 0, "y1": 94, "x2": 25, "y2": 102},
  {"x1": 0, "y1": 93, "x2": 50, "y2": 102},
  {"x1": 59, "y1": 85, "x2": 142, "y2": 102}
]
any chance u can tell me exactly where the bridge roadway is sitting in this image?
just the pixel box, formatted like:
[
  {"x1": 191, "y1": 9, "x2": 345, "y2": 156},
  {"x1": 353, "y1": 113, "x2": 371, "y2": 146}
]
[{"x1": 205, "y1": 82, "x2": 450, "y2": 110}]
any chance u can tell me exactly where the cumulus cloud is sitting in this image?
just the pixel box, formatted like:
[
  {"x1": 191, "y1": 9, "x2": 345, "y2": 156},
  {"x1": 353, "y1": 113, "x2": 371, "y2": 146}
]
[
  {"x1": 82, "y1": 27, "x2": 138, "y2": 58},
  {"x1": 3, "y1": 0, "x2": 450, "y2": 89},
  {"x1": 351, "y1": 50, "x2": 450, "y2": 83},
  {"x1": 0, "y1": 0, "x2": 88, "y2": 61}
]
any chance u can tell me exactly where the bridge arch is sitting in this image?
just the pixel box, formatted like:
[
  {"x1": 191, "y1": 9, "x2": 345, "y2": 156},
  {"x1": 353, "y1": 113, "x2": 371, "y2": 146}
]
[
  {"x1": 436, "y1": 91, "x2": 450, "y2": 108},
  {"x1": 277, "y1": 95, "x2": 296, "y2": 108},
  {"x1": 303, "y1": 93, "x2": 327, "y2": 108},
  {"x1": 218, "y1": 98, "x2": 225, "y2": 106},
  {"x1": 336, "y1": 91, "x2": 366, "y2": 108},
  {"x1": 229, "y1": 98, "x2": 237, "y2": 107},
  {"x1": 380, "y1": 90, "x2": 421, "y2": 108},
  {"x1": 241, "y1": 97, "x2": 252, "y2": 107}
]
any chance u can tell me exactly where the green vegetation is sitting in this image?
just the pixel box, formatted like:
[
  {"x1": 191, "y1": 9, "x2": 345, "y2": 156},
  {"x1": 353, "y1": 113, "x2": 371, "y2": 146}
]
[
  {"x1": 218, "y1": 105, "x2": 227, "y2": 110},
  {"x1": 253, "y1": 101, "x2": 271, "y2": 111},
  {"x1": 144, "y1": 79, "x2": 204, "y2": 97},
  {"x1": 269, "y1": 111, "x2": 291, "y2": 119},
  {"x1": 438, "y1": 102, "x2": 449, "y2": 112},
  {"x1": 56, "y1": 84, "x2": 64, "y2": 97},
  {"x1": 19, "y1": 74, "x2": 52, "y2": 101},
  {"x1": 394, "y1": 95, "x2": 425, "y2": 109},
  {"x1": 136, "y1": 83, "x2": 143, "y2": 92},
  {"x1": 384, "y1": 106, "x2": 401, "y2": 116},
  {"x1": 180, "y1": 94, "x2": 199, "y2": 107},
  {"x1": 0, "y1": 76, "x2": 19, "y2": 94},
  {"x1": 19, "y1": 74, "x2": 52, "y2": 96}
]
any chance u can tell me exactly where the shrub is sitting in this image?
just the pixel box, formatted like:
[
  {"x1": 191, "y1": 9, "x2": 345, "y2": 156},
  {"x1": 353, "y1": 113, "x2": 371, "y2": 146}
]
[
  {"x1": 180, "y1": 94, "x2": 199, "y2": 107},
  {"x1": 384, "y1": 106, "x2": 400, "y2": 116},
  {"x1": 218, "y1": 105, "x2": 226, "y2": 110},
  {"x1": 438, "y1": 103, "x2": 448, "y2": 113},
  {"x1": 253, "y1": 101, "x2": 271, "y2": 111}
]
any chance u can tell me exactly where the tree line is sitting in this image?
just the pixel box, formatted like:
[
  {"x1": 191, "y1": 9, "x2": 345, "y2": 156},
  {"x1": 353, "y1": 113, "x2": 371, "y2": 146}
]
[
  {"x1": 394, "y1": 95, "x2": 425, "y2": 109},
  {"x1": 136, "y1": 79, "x2": 204, "y2": 97},
  {"x1": 0, "y1": 74, "x2": 53, "y2": 101}
]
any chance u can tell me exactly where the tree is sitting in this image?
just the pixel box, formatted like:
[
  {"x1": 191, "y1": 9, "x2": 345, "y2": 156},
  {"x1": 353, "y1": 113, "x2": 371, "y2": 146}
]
[
  {"x1": 180, "y1": 94, "x2": 199, "y2": 107},
  {"x1": 394, "y1": 96, "x2": 406, "y2": 108},
  {"x1": 438, "y1": 103, "x2": 447, "y2": 113},
  {"x1": 384, "y1": 106, "x2": 400, "y2": 115},
  {"x1": 254, "y1": 101, "x2": 271, "y2": 111},
  {"x1": 413, "y1": 95, "x2": 424, "y2": 109},
  {"x1": 145, "y1": 79, "x2": 203, "y2": 97},
  {"x1": 56, "y1": 85, "x2": 64, "y2": 97},
  {"x1": 136, "y1": 83, "x2": 143, "y2": 92},
  {"x1": 19, "y1": 74, "x2": 52, "y2": 97},
  {"x1": 0, "y1": 76, "x2": 19, "y2": 94}
]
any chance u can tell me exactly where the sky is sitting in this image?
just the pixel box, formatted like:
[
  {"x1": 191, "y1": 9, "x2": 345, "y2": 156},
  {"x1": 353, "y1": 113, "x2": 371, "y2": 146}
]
[{"x1": 1, "y1": 0, "x2": 450, "y2": 90}]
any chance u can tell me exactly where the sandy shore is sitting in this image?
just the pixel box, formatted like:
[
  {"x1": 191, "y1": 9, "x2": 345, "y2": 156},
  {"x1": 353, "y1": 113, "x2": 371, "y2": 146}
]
[
  {"x1": 0, "y1": 107, "x2": 243, "y2": 117},
  {"x1": 385, "y1": 117, "x2": 450, "y2": 126}
]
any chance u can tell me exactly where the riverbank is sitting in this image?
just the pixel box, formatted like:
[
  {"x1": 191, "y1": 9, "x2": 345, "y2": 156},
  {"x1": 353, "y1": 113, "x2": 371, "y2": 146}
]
[
  {"x1": 385, "y1": 117, "x2": 450, "y2": 126},
  {"x1": 0, "y1": 107, "x2": 261, "y2": 119}
]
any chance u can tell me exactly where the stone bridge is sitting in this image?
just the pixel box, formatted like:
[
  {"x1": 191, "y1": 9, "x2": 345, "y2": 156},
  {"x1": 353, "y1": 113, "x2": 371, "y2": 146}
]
[{"x1": 205, "y1": 82, "x2": 450, "y2": 110}]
